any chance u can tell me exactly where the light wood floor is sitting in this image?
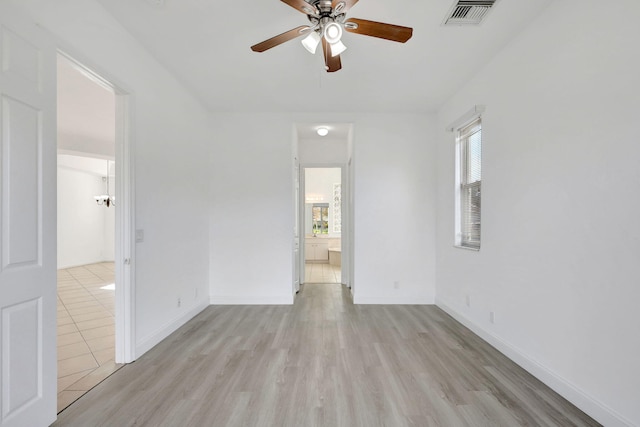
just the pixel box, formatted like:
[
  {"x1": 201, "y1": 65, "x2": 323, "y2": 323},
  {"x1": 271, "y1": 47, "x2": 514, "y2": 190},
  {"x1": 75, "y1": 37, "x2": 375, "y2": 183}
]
[{"x1": 54, "y1": 283, "x2": 600, "y2": 426}]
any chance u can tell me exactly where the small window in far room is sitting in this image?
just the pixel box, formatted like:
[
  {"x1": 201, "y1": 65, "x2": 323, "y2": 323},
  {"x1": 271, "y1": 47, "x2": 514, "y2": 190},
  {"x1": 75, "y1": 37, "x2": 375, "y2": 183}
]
[{"x1": 456, "y1": 117, "x2": 482, "y2": 249}]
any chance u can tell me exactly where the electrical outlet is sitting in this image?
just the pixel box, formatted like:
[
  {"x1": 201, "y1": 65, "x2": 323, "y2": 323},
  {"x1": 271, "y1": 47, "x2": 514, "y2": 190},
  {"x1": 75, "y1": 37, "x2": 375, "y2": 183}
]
[
  {"x1": 465, "y1": 295, "x2": 470, "y2": 307},
  {"x1": 393, "y1": 281, "x2": 400, "y2": 289},
  {"x1": 489, "y1": 311, "x2": 495, "y2": 324},
  {"x1": 177, "y1": 297, "x2": 181, "y2": 308},
  {"x1": 135, "y1": 229, "x2": 144, "y2": 243}
]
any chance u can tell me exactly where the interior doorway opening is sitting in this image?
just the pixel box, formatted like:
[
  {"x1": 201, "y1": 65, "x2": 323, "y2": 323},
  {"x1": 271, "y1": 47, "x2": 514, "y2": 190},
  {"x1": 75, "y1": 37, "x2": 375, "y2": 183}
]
[
  {"x1": 56, "y1": 52, "x2": 132, "y2": 412},
  {"x1": 293, "y1": 122, "x2": 353, "y2": 294},
  {"x1": 303, "y1": 167, "x2": 342, "y2": 284}
]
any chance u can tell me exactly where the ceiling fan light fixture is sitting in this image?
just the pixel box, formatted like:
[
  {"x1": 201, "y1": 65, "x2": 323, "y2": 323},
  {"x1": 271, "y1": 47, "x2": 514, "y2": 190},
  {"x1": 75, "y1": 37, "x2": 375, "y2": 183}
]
[
  {"x1": 317, "y1": 127, "x2": 329, "y2": 137},
  {"x1": 329, "y1": 40, "x2": 347, "y2": 56},
  {"x1": 301, "y1": 31, "x2": 321, "y2": 54},
  {"x1": 250, "y1": 2, "x2": 414, "y2": 73},
  {"x1": 323, "y1": 22, "x2": 343, "y2": 44},
  {"x1": 344, "y1": 21, "x2": 358, "y2": 30},
  {"x1": 302, "y1": 5, "x2": 317, "y2": 15}
]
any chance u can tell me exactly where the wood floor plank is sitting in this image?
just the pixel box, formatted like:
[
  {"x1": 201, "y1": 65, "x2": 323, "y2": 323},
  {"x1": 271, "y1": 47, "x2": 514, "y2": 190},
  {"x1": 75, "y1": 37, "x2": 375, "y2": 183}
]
[{"x1": 54, "y1": 283, "x2": 601, "y2": 427}]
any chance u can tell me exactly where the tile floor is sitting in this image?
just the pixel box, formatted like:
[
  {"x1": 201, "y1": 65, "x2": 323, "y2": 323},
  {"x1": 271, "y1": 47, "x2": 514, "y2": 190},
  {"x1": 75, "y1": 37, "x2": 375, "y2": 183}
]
[
  {"x1": 57, "y1": 262, "x2": 122, "y2": 413},
  {"x1": 304, "y1": 262, "x2": 341, "y2": 284}
]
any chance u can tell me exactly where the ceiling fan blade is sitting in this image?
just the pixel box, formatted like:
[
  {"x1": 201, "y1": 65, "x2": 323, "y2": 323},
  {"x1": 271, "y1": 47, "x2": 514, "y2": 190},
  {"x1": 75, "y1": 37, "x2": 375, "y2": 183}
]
[
  {"x1": 322, "y1": 38, "x2": 342, "y2": 73},
  {"x1": 251, "y1": 26, "x2": 311, "y2": 52},
  {"x1": 332, "y1": 0, "x2": 359, "y2": 14},
  {"x1": 280, "y1": 0, "x2": 319, "y2": 16},
  {"x1": 344, "y1": 18, "x2": 413, "y2": 43}
]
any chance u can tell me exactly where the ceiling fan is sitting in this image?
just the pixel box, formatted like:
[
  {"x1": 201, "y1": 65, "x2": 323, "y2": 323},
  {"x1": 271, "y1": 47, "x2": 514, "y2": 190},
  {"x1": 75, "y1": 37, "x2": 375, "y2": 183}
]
[{"x1": 250, "y1": 0, "x2": 413, "y2": 72}]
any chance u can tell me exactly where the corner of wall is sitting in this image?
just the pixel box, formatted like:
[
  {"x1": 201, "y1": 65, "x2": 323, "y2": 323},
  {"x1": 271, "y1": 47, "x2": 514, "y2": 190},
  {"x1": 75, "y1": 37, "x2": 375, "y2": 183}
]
[
  {"x1": 135, "y1": 299, "x2": 210, "y2": 358},
  {"x1": 435, "y1": 297, "x2": 635, "y2": 427}
]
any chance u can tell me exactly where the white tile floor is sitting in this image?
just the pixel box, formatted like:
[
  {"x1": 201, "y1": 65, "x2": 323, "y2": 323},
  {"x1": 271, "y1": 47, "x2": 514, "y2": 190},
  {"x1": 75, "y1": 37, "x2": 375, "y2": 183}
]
[
  {"x1": 57, "y1": 262, "x2": 122, "y2": 413},
  {"x1": 304, "y1": 262, "x2": 341, "y2": 284}
]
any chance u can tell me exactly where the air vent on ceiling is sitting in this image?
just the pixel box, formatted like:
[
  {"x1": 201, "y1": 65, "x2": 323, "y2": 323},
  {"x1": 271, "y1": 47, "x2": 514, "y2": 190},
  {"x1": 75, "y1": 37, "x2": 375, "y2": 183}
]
[{"x1": 444, "y1": 0, "x2": 497, "y2": 26}]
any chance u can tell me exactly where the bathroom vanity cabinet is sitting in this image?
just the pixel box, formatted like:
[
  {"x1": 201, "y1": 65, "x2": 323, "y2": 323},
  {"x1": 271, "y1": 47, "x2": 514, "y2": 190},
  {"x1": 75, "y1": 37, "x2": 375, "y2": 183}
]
[{"x1": 305, "y1": 240, "x2": 329, "y2": 261}]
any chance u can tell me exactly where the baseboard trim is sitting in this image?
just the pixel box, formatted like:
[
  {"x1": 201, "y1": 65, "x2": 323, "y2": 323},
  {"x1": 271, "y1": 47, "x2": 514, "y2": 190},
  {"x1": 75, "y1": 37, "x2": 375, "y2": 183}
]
[
  {"x1": 435, "y1": 297, "x2": 634, "y2": 427},
  {"x1": 209, "y1": 295, "x2": 294, "y2": 305},
  {"x1": 354, "y1": 296, "x2": 434, "y2": 305},
  {"x1": 57, "y1": 258, "x2": 116, "y2": 270},
  {"x1": 135, "y1": 299, "x2": 209, "y2": 358}
]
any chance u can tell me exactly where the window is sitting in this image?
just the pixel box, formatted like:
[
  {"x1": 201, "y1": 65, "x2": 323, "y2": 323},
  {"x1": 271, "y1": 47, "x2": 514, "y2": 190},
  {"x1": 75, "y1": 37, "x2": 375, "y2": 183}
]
[
  {"x1": 457, "y1": 118, "x2": 481, "y2": 249},
  {"x1": 312, "y1": 204, "x2": 329, "y2": 234}
]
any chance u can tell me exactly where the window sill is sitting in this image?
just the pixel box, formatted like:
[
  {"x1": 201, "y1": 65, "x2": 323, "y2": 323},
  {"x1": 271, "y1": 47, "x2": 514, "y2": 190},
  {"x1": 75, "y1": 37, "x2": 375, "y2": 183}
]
[{"x1": 454, "y1": 244, "x2": 480, "y2": 252}]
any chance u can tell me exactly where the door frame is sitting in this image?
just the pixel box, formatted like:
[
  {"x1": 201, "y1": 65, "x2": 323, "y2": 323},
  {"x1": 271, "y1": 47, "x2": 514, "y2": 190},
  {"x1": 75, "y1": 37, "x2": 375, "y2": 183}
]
[
  {"x1": 293, "y1": 156, "x2": 300, "y2": 293},
  {"x1": 56, "y1": 51, "x2": 136, "y2": 363},
  {"x1": 297, "y1": 164, "x2": 350, "y2": 288}
]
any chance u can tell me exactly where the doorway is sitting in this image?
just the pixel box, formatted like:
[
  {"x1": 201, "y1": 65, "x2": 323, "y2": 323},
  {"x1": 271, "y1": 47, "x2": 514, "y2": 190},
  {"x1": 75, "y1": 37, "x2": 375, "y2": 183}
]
[
  {"x1": 56, "y1": 53, "x2": 132, "y2": 412},
  {"x1": 302, "y1": 167, "x2": 343, "y2": 284},
  {"x1": 293, "y1": 122, "x2": 353, "y2": 294}
]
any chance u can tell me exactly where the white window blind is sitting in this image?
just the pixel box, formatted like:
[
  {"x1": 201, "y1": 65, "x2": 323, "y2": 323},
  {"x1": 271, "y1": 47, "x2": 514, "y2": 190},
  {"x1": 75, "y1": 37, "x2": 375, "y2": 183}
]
[{"x1": 459, "y1": 118, "x2": 481, "y2": 249}]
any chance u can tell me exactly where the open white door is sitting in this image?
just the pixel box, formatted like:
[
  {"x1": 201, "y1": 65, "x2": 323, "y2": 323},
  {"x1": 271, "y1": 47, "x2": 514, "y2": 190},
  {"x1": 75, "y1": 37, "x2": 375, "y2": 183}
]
[{"x1": 0, "y1": 3, "x2": 57, "y2": 426}]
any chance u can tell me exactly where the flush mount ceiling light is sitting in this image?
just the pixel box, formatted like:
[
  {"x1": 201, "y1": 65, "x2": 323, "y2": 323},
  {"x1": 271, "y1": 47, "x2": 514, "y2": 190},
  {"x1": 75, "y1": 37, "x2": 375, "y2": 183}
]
[
  {"x1": 317, "y1": 127, "x2": 329, "y2": 136},
  {"x1": 251, "y1": 0, "x2": 413, "y2": 73}
]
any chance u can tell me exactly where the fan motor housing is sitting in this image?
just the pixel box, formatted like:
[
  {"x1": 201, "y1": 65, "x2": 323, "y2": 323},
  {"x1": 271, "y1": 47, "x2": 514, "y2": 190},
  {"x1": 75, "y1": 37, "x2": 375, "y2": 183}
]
[{"x1": 315, "y1": 0, "x2": 334, "y2": 13}]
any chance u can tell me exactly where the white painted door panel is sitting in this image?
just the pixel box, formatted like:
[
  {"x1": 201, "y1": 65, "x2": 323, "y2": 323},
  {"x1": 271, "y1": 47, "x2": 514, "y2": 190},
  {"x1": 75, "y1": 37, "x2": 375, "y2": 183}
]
[{"x1": 0, "y1": 2, "x2": 57, "y2": 426}]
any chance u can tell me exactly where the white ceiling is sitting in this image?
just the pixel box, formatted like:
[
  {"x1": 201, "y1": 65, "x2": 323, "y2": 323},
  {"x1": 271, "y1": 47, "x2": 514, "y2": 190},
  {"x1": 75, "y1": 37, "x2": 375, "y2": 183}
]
[
  {"x1": 95, "y1": 0, "x2": 553, "y2": 114},
  {"x1": 58, "y1": 54, "x2": 116, "y2": 158}
]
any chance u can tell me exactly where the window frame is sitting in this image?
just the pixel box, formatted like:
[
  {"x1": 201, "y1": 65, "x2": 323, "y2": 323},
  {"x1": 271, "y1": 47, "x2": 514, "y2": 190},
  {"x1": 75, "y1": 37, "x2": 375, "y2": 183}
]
[{"x1": 455, "y1": 117, "x2": 482, "y2": 250}]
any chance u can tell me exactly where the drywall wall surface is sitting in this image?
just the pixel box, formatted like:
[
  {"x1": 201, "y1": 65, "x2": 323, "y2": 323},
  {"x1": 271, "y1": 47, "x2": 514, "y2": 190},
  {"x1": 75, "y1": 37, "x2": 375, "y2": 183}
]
[
  {"x1": 57, "y1": 165, "x2": 112, "y2": 268},
  {"x1": 209, "y1": 112, "x2": 437, "y2": 305},
  {"x1": 298, "y1": 138, "x2": 348, "y2": 164},
  {"x1": 17, "y1": 0, "x2": 212, "y2": 358},
  {"x1": 209, "y1": 113, "x2": 295, "y2": 304},
  {"x1": 435, "y1": 1, "x2": 640, "y2": 425},
  {"x1": 351, "y1": 113, "x2": 437, "y2": 304}
]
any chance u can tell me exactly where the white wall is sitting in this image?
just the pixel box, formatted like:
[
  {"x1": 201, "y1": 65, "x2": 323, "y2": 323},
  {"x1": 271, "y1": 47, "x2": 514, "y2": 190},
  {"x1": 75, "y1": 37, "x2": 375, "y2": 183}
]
[
  {"x1": 17, "y1": 0, "x2": 212, "y2": 358},
  {"x1": 209, "y1": 112, "x2": 437, "y2": 305},
  {"x1": 298, "y1": 138, "x2": 347, "y2": 164},
  {"x1": 352, "y1": 114, "x2": 437, "y2": 304},
  {"x1": 209, "y1": 114, "x2": 294, "y2": 304},
  {"x1": 103, "y1": 184, "x2": 115, "y2": 261},
  {"x1": 435, "y1": 1, "x2": 640, "y2": 426},
  {"x1": 57, "y1": 164, "x2": 114, "y2": 268}
]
